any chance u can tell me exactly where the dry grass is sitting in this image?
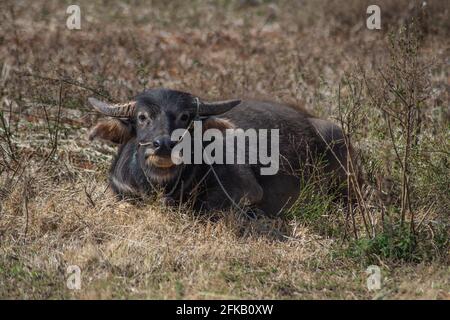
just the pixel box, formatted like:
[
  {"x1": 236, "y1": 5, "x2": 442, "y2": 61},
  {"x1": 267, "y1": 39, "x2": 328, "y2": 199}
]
[{"x1": 0, "y1": 0, "x2": 449, "y2": 299}]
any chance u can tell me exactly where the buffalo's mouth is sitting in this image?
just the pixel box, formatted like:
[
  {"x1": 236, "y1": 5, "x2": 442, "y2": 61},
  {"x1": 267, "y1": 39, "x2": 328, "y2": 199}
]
[
  {"x1": 143, "y1": 155, "x2": 181, "y2": 184},
  {"x1": 146, "y1": 155, "x2": 175, "y2": 168}
]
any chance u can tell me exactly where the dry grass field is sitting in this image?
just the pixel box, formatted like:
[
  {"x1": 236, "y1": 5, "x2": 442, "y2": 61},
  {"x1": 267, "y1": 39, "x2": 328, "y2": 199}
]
[{"x1": 0, "y1": 0, "x2": 449, "y2": 299}]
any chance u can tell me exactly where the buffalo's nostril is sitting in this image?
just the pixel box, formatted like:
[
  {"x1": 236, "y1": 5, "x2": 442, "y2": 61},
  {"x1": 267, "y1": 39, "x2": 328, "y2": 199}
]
[
  {"x1": 153, "y1": 139, "x2": 161, "y2": 149},
  {"x1": 152, "y1": 136, "x2": 173, "y2": 155},
  {"x1": 169, "y1": 140, "x2": 177, "y2": 149}
]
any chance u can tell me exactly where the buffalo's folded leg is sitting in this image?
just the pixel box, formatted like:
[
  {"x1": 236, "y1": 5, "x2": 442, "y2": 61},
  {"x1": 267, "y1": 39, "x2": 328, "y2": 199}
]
[
  {"x1": 159, "y1": 196, "x2": 176, "y2": 207},
  {"x1": 201, "y1": 164, "x2": 263, "y2": 213}
]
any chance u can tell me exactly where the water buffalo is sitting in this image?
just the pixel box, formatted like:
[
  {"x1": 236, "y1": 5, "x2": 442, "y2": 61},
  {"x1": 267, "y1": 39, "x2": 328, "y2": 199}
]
[{"x1": 88, "y1": 88, "x2": 352, "y2": 216}]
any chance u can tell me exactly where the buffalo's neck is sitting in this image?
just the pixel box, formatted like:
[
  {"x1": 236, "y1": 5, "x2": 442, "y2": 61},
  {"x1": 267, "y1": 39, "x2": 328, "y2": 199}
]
[{"x1": 158, "y1": 164, "x2": 208, "y2": 200}]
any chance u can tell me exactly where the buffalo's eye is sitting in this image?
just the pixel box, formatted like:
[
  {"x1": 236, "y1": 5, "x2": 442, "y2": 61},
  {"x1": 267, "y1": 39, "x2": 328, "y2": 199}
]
[
  {"x1": 138, "y1": 113, "x2": 147, "y2": 122},
  {"x1": 180, "y1": 113, "x2": 189, "y2": 122}
]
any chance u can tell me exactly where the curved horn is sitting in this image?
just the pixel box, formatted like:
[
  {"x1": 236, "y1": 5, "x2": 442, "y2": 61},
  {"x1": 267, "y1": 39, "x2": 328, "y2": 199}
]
[
  {"x1": 88, "y1": 97, "x2": 136, "y2": 118},
  {"x1": 197, "y1": 99, "x2": 241, "y2": 116}
]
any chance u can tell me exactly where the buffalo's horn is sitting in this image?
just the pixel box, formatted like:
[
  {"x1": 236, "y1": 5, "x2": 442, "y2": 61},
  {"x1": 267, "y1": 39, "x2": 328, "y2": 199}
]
[
  {"x1": 88, "y1": 97, "x2": 136, "y2": 117},
  {"x1": 196, "y1": 99, "x2": 241, "y2": 116}
]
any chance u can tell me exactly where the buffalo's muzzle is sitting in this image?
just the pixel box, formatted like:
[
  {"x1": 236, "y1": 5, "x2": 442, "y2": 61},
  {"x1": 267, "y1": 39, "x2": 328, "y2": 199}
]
[
  {"x1": 152, "y1": 136, "x2": 177, "y2": 156},
  {"x1": 146, "y1": 154, "x2": 175, "y2": 168}
]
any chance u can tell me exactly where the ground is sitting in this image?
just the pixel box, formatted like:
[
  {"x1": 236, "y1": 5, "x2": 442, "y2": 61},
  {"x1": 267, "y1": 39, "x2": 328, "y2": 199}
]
[{"x1": 0, "y1": 0, "x2": 448, "y2": 299}]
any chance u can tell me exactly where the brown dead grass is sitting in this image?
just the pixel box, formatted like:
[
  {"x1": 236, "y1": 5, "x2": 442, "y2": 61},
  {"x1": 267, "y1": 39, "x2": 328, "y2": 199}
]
[
  {"x1": 1, "y1": 167, "x2": 448, "y2": 299},
  {"x1": 0, "y1": 0, "x2": 448, "y2": 299}
]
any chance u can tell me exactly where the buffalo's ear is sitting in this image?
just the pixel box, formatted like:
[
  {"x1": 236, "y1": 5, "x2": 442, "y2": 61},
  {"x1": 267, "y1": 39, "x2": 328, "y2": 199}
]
[
  {"x1": 88, "y1": 118, "x2": 135, "y2": 144},
  {"x1": 202, "y1": 117, "x2": 235, "y2": 132}
]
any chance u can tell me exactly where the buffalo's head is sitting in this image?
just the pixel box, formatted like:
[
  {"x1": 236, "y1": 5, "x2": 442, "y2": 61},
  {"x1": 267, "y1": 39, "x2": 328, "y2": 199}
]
[{"x1": 88, "y1": 88, "x2": 240, "y2": 184}]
